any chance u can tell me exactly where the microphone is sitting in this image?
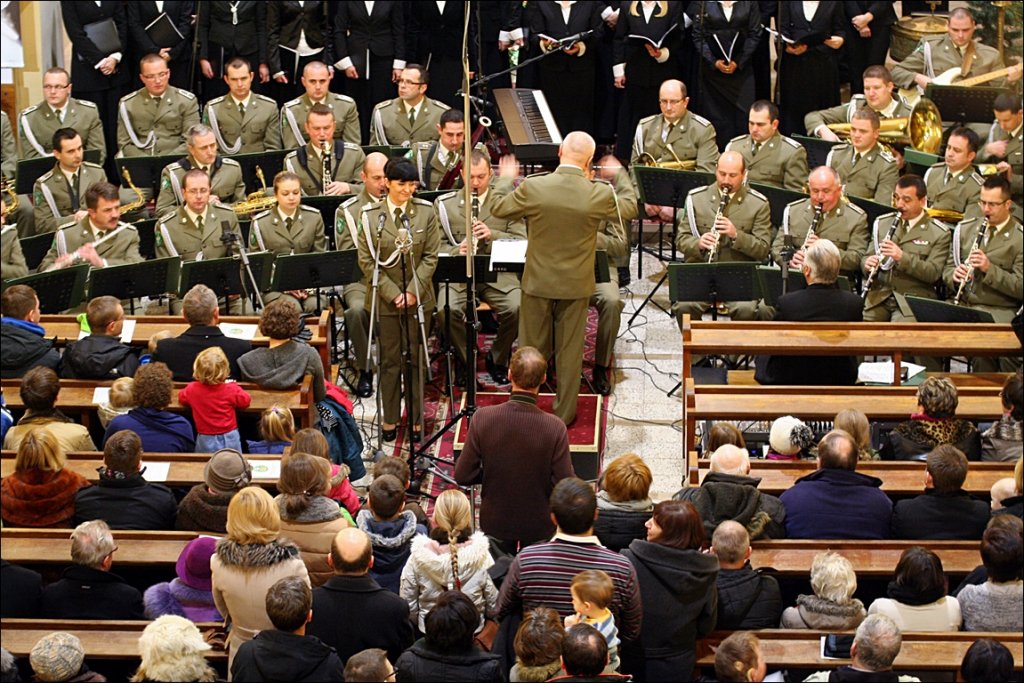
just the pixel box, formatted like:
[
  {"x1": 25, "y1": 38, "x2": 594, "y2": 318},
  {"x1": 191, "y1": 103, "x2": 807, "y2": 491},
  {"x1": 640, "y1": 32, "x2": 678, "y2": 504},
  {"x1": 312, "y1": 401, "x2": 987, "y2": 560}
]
[
  {"x1": 376, "y1": 211, "x2": 387, "y2": 238},
  {"x1": 559, "y1": 28, "x2": 595, "y2": 45},
  {"x1": 454, "y1": 92, "x2": 494, "y2": 109},
  {"x1": 219, "y1": 219, "x2": 238, "y2": 246},
  {"x1": 395, "y1": 227, "x2": 412, "y2": 253}
]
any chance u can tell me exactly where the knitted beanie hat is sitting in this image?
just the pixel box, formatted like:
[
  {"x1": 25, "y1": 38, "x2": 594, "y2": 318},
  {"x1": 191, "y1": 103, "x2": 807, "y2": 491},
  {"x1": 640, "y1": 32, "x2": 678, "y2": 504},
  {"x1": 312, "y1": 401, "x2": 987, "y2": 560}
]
[
  {"x1": 769, "y1": 415, "x2": 815, "y2": 456},
  {"x1": 30, "y1": 632, "x2": 85, "y2": 683}
]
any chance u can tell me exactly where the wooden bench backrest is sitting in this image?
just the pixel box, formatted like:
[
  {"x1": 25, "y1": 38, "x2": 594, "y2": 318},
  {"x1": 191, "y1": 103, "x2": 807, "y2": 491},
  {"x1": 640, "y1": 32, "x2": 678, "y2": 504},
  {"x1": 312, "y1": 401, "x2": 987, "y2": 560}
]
[
  {"x1": 0, "y1": 619, "x2": 226, "y2": 661},
  {"x1": 749, "y1": 539, "x2": 980, "y2": 576}
]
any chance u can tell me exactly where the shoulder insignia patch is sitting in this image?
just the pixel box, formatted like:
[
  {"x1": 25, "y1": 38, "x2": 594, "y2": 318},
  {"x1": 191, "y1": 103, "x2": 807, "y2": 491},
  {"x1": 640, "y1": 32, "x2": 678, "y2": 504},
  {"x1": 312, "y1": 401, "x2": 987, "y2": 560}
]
[
  {"x1": 747, "y1": 188, "x2": 769, "y2": 203},
  {"x1": 847, "y1": 203, "x2": 866, "y2": 215},
  {"x1": 75, "y1": 98, "x2": 97, "y2": 109},
  {"x1": 21, "y1": 104, "x2": 39, "y2": 115},
  {"x1": 690, "y1": 113, "x2": 711, "y2": 127},
  {"x1": 178, "y1": 89, "x2": 197, "y2": 101},
  {"x1": 782, "y1": 136, "x2": 801, "y2": 148}
]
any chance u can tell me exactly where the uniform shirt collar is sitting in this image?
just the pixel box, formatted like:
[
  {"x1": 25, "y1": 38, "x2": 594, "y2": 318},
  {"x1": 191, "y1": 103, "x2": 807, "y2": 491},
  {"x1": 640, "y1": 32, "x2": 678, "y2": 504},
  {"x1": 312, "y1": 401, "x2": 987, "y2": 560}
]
[
  {"x1": 230, "y1": 93, "x2": 252, "y2": 109},
  {"x1": 88, "y1": 219, "x2": 111, "y2": 240},
  {"x1": 185, "y1": 205, "x2": 207, "y2": 226},
  {"x1": 991, "y1": 215, "x2": 1014, "y2": 234},
  {"x1": 277, "y1": 207, "x2": 298, "y2": 222},
  {"x1": 877, "y1": 97, "x2": 899, "y2": 118},
  {"x1": 905, "y1": 210, "x2": 927, "y2": 230},
  {"x1": 386, "y1": 197, "x2": 409, "y2": 216}
]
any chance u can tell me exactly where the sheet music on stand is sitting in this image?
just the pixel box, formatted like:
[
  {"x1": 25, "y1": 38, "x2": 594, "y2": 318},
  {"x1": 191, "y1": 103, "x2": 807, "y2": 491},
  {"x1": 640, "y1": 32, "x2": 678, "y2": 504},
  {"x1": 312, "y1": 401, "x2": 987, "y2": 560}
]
[{"x1": 490, "y1": 239, "x2": 527, "y2": 272}]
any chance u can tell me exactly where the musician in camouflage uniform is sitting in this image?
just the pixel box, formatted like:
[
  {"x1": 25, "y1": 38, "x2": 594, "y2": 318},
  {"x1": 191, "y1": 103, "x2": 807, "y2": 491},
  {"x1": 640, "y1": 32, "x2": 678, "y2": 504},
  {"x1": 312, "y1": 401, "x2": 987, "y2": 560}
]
[
  {"x1": 155, "y1": 124, "x2": 246, "y2": 217},
  {"x1": 116, "y1": 54, "x2": 200, "y2": 157},
  {"x1": 369, "y1": 65, "x2": 449, "y2": 146},
  {"x1": 33, "y1": 129, "x2": 106, "y2": 235},
  {"x1": 280, "y1": 61, "x2": 360, "y2": 149},
  {"x1": 19, "y1": 68, "x2": 106, "y2": 164},
  {"x1": 283, "y1": 104, "x2": 364, "y2": 197},
  {"x1": 825, "y1": 108, "x2": 899, "y2": 204},
  {"x1": 726, "y1": 100, "x2": 807, "y2": 192},
  {"x1": 203, "y1": 57, "x2": 282, "y2": 154}
]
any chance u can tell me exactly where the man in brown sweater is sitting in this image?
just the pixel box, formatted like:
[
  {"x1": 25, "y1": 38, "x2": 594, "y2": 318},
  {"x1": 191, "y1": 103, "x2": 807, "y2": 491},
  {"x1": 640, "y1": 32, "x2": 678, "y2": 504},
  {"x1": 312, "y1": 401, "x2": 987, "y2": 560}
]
[{"x1": 454, "y1": 346, "x2": 575, "y2": 555}]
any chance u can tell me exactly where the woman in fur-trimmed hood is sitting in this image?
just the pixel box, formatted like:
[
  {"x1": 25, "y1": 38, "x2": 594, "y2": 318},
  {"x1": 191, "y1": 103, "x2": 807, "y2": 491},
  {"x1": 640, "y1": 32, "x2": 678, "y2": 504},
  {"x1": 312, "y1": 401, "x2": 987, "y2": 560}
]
[
  {"x1": 210, "y1": 486, "x2": 310, "y2": 670},
  {"x1": 399, "y1": 489, "x2": 498, "y2": 634},
  {"x1": 781, "y1": 551, "x2": 866, "y2": 630}
]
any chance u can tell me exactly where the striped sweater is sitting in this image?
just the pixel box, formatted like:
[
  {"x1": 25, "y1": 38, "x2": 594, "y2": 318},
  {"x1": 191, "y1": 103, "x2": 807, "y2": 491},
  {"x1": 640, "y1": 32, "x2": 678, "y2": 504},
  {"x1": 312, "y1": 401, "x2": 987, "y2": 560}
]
[{"x1": 496, "y1": 535, "x2": 642, "y2": 641}]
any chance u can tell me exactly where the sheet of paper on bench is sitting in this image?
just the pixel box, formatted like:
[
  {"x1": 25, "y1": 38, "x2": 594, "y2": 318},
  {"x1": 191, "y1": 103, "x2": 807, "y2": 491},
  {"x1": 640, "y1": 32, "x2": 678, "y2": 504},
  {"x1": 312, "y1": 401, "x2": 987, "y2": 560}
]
[
  {"x1": 92, "y1": 387, "x2": 111, "y2": 405},
  {"x1": 858, "y1": 361, "x2": 925, "y2": 385},
  {"x1": 490, "y1": 240, "x2": 527, "y2": 270},
  {"x1": 78, "y1": 318, "x2": 136, "y2": 343},
  {"x1": 141, "y1": 461, "x2": 171, "y2": 482},
  {"x1": 251, "y1": 460, "x2": 281, "y2": 480},
  {"x1": 219, "y1": 322, "x2": 258, "y2": 340}
]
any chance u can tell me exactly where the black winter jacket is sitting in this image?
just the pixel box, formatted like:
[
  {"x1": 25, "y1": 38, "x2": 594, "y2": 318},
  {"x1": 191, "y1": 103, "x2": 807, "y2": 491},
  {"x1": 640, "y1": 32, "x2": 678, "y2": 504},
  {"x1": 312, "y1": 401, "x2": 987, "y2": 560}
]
[
  {"x1": 231, "y1": 630, "x2": 344, "y2": 682},
  {"x1": 61, "y1": 334, "x2": 139, "y2": 379},
  {"x1": 73, "y1": 471, "x2": 177, "y2": 530},
  {"x1": 0, "y1": 320, "x2": 61, "y2": 379},
  {"x1": 395, "y1": 640, "x2": 505, "y2": 682},
  {"x1": 594, "y1": 506, "x2": 652, "y2": 552},
  {"x1": 714, "y1": 564, "x2": 783, "y2": 629}
]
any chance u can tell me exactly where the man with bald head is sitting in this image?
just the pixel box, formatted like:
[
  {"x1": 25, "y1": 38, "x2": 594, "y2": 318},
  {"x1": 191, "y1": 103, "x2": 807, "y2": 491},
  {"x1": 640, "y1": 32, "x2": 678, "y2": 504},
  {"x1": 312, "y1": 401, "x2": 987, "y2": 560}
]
[
  {"x1": 711, "y1": 521, "x2": 783, "y2": 629},
  {"x1": 632, "y1": 79, "x2": 719, "y2": 173},
  {"x1": 336, "y1": 152, "x2": 389, "y2": 397},
  {"x1": 674, "y1": 444, "x2": 786, "y2": 539},
  {"x1": 492, "y1": 134, "x2": 638, "y2": 424},
  {"x1": 673, "y1": 151, "x2": 772, "y2": 328},
  {"x1": 307, "y1": 528, "x2": 413, "y2": 666},
  {"x1": 281, "y1": 61, "x2": 361, "y2": 148}
]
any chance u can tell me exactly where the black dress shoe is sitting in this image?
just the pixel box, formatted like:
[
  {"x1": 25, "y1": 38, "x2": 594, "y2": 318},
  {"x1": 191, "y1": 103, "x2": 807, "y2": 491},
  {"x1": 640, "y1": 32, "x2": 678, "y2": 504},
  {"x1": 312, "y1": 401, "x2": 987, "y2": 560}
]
[
  {"x1": 486, "y1": 352, "x2": 509, "y2": 385},
  {"x1": 381, "y1": 426, "x2": 397, "y2": 443},
  {"x1": 591, "y1": 365, "x2": 611, "y2": 395},
  {"x1": 356, "y1": 371, "x2": 373, "y2": 398}
]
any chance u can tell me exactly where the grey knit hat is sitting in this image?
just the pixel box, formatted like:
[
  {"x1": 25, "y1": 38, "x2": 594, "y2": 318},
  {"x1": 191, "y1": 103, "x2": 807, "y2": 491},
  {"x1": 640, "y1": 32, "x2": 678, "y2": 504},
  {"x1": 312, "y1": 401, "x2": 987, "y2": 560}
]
[
  {"x1": 204, "y1": 449, "x2": 252, "y2": 493},
  {"x1": 30, "y1": 632, "x2": 85, "y2": 683}
]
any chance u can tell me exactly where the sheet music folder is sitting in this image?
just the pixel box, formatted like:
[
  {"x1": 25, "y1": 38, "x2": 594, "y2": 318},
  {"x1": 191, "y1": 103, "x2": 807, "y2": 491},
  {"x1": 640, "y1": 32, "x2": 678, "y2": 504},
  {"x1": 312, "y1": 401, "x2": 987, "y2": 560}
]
[
  {"x1": 83, "y1": 18, "x2": 121, "y2": 56},
  {"x1": 145, "y1": 12, "x2": 184, "y2": 46}
]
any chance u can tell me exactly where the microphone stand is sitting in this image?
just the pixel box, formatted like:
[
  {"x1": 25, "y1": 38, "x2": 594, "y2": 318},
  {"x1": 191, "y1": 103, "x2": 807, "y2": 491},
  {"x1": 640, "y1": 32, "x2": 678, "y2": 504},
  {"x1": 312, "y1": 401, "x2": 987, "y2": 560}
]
[
  {"x1": 220, "y1": 220, "x2": 264, "y2": 312},
  {"x1": 366, "y1": 211, "x2": 388, "y2": 461}
]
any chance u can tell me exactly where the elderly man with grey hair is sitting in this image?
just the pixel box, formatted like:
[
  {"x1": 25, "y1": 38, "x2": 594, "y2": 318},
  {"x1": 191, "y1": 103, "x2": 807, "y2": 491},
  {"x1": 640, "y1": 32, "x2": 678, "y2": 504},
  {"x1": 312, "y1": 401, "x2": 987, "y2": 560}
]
[
  {"x1": 673, "y1": 444, "x2": 786, "y2": 539},
  {"x1": 39, "y1": 520, "x2": 145, "y2": 620},
  {"x1": 804, "y1": 614, "x2": 921, "y2": 682},
  {"x1": 155, "y1": 123, "x2": 247, "y2": 216},
  {"x1": 710, "y1": 521, "x2": 783, "y2": 629},
  {"x1": 755, "y1": 238, "x2": 865, "y2": 386},
  {"x1": 151, "y1": 283, "x2": 253, "y2": 381}
]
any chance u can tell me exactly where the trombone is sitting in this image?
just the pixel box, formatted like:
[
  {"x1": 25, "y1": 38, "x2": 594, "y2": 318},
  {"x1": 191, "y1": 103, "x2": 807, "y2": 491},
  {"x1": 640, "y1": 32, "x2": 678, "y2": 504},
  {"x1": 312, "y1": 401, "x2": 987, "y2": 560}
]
[{"x1": 826, "y1": 98, "x2": 944, "y2": 155}]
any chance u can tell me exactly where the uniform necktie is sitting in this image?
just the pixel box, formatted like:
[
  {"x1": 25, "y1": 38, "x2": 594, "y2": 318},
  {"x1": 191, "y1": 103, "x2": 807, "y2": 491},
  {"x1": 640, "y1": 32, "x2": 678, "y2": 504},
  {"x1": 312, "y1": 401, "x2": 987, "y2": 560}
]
[
  {"x1": 852, "y1": 152, "x2": 861, "y2": 165},
  {"x1": 285, "y1": 216, "x2": 294, "y2": 232},
  {"x1": 408, "y1": 106, "x2": 416, "y2": 127},
  {"x1": 70, "y1": 172, "x2": 80, "y2": 211},
  {"x1": 196, "y1": 214, "x2": 204, "y2": 232},
  {"x1": 201, "y1": 166, "x2": 209, "y2": 175},
  {"x1": 662, "y1": 122, "x2": 674, "y2": 143},
  {"x1": 55, "y1": 107, "x2": 63, "y2": 123},
  {"x1": 394, "y1": 207, "x2": 403, "y2": 226},
  {"x1": 238, "y1": 102, "x2": 245, "y2": 117},
  {"x1": 751, "y1": 141, "x2": 760, "y2": 156},
  {"x1": 153, "y1": 96, "x2": 161, "y2": 108},
  {"x1": 944, "y1": 170, "x2": 952, "y2": 186}
]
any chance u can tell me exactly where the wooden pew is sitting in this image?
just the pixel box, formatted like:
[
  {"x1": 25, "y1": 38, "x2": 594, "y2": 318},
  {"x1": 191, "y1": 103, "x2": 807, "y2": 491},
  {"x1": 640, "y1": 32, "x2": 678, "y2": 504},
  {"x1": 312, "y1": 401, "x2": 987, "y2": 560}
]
[
  {"x1": 1, "y1": 376, "x2": 315, "y2": 430},
  {"x1": 696, "y1": 630, "x2": 1023, "y2": 672},
  {"x1": 683, "y1": 379, "x2": 1004, "y2": 453},
  {"x1": 0, "y1": 451, "x2": 284, "y2": 488},
  {"x1": 39, "y1": 311, "x2": 333, "y2": 375},
  {"x1": 688, "y1": 455, "x2": 1013, "y2": 497},
  {"x1": 750, "y1": 539, "x2": 980, "y2": 577},
  {"x1": 0, "y1": 619, "x2": 226, "y2": 661},
  {"x1": 1, "y1": 529, "x2": 207, "y2": 567}
]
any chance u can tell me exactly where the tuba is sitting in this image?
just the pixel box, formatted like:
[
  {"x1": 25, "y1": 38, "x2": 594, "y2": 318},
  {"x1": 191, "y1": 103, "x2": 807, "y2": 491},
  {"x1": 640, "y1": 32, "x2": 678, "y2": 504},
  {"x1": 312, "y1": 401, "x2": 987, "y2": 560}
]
[{"x1": 826, "y1": 98, "x2": 944, "y2": 154}]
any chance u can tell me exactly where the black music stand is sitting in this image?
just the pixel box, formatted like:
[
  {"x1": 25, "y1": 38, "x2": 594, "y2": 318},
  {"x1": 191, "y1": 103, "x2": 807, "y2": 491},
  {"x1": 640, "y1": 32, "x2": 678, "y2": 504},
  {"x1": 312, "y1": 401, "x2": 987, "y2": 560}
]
[
  {"x1": 758, "y1": 266, "x2": 852, "y2": 307},
  {"x1": 793, "y1": 135, "x2": 840, "y2": 170},
  {"x1": 750, "y1": 182, "x2": 807, "y2": 228},
  {"x1": 15, "y1": 151, "x2": 102, "y2": 195},
  {"x1": 134, "y1": 218, "x2": 157, "y2": 260},
  {"x1": 905, "y1": 295, "x2": 995, "y2": 324},
  {"x1": 301, "y1": 195, "x2": 352, "y2": 251},
  {"x1": 271, "y1": 249, "x2": 362, "y2": 314},
  {"x1": 88, "y1": 256, "x2": 182, "y2": 315},
  {"x1": 3, "y1": 263, "x2": 90, "y2": 313},
  {"x1": 228, "y1": 150, "x2": 288, "y2": 195},
  {"x1": 630, "y1": 167, "x2": 714, "y2": 325},
  {"x1": 179, "y1": 253, "x2": 274, "y2": 311},
  {"x1": 415, "y1": 190, "x2": 448, "y2": 204},
  {"x1": 432, "y1": 254, "x2": 498, "y2": 398},
  {"x1": 18, "y1": 233, "x2": 54, "y2": 272},
  {"x1": 846, "y1": 195, "x2": 894, "y2": 229},
  {"x1": 115, "y1": 154, "x2": 181, "y2": 203},
  {"x1": 361, "y1": 145, "x2": 411, "y2": 159},
  {"x1": 926, "y1": 85, "x2": 1008, "y2": 123}
]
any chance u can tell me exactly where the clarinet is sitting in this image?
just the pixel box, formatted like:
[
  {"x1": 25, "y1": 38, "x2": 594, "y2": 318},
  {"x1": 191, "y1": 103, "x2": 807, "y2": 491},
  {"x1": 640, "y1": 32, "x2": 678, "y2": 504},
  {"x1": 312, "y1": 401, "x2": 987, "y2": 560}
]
[
  {"x1": 321, "y1": 140, "x2": 332, "y2": 193},
  {"x1": 707, "y1": 188, "x2": 731, "y2": 263},
  {"x1": 952, "y1": 217, "x2": 989, "y2": 306},
  {"x1": 802, "y1": 203, "x2": 824, "y2": 251},
  {"x1": 470, "y1": 189, "x2": 480, "y2": 254},
  {"x1": 862, "y1": 213, "x2": 901, "y2": 298}
]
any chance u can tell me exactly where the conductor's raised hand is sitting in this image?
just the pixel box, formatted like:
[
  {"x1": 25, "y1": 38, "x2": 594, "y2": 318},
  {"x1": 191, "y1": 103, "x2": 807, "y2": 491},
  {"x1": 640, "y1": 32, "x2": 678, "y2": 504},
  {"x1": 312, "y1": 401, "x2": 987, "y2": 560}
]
[{"x1": 498, "y1": 154, "x2": 520, "y2": 181}]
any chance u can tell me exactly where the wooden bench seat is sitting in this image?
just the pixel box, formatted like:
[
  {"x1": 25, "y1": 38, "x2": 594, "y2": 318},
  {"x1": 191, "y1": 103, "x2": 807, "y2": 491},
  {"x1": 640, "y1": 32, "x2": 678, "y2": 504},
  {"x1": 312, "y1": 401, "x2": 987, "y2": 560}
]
[
  {"x1": 750, "y1": 539, "x2": 980, "y2": 576},
  {"x1": 0, "y1": 619, "x2": 226, "y2": 661},
  {"x1": 1, "y1": 529, "x2": 206, "y2": 566},
  {"x1": 40, "y1": 311, "x2": 333, "y2": 375},
  {"x1": 1, "y1": 375, "x2": 315, "y2": 430},
  {"x1": 696, "y1": 630, "x2": 1023, "y2": 672},
  {"x1": 688, "y1": 455, "x2": 1012, "y2": 497}
]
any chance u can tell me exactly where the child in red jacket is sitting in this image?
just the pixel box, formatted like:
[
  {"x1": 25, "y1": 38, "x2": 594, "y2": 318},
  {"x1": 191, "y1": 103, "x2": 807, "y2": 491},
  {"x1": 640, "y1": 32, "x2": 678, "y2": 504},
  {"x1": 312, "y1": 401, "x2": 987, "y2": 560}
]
[{"x1": 179, "y1": 347, "x2": 252, "y2": 452}]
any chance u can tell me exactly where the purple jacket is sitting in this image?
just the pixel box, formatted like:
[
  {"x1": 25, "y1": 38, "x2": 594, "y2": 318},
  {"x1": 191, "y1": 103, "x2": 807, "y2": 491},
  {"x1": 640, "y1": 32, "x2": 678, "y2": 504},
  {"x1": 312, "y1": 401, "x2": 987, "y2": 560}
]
[{"x1": 780, "y1": 469, "x2": 892, "y2": 539}]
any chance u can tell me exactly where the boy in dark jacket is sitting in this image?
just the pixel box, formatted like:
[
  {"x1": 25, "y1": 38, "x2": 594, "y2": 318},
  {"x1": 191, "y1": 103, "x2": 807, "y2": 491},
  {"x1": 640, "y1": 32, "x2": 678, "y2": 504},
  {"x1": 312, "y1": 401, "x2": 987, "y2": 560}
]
[
  {"x1": 232, "y1": 575, "x2": 344, "y2": 682},
  {"x1": 61, "y1": 295, "x2": 139, "y2": 379},
  {"x1": 0, "y1": 285, "x2": 61, "y2": 379},
  {"x1": 355, "y1": 474, "x2": 426, "y2": 593}
]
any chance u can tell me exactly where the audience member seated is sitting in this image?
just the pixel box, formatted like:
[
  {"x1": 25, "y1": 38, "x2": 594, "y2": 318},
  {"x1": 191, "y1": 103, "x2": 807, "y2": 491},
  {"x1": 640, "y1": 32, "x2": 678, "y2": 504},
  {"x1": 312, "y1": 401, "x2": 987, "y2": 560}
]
[
  {"x1": 803, "y1": 614, "x2": 915, "y2": 683},
  {"x1": 343, "y1": 649, "x2": 396, "y2": 683},
  {"x1": 356, "y1": 474, "x2": 426, "y2": 593},
  {"x1": 620, "y1": 500, "x2": 717, "y2": 681},
  {"x1": 73, "y1": 429, "x2": 177, "y2": 529},
  {"x1": 994, "y1": 458, "x2": 1023, "y2": 519},
  {"x1": 956, "y1": 525, "x2": 1024, "y2": 632},
  {"x1": 714, "y1": 632, "x2": 769, "y2": 683},
  {"x1": 238, "y1": 298, "x2": 327, "y2": 402},
  {"x1": 711, "y1": 521, "x2": 783, "y2": 629},
  {"x1": 132, "y1": 615, "x2": 219, "y2": 683},
  {"x1": 277, "y1": 451, "x2": 352, "y2": 587},
  {"x1": 766, "y1": 415, "x2": 815, "y2": 460},
  {"x1": 0, "y1": 395, "x2": 11, "y2": 445},
  {"x1": 232, "y1": 576, "x2": 345, "y2": 682},
  {"x1": 498, "y1": 478, "x2": 642, "y2": 648},
  {"x1": 891, "y1": 445, "x2": 989, "y2": 540},
  {"x1": 395, "y1": 590, "x2": 503, "y2": 683},
  {"x1": 836, "y1": 408, "x2": 879, "y2": 461},
  {"x1": 981, "y1": 370, "x2": 1023, "y2": 462},
  {"x1": 991, "y1": 477, "x2": 1017, "y2": 513},
  {"x1": 594, "y1": 453, "x2": 655, "y2": 552},
  {"x1": 61, "y1": 296, "x2": 140, "y2": 380},
  {"x1": 175, "y1": 448, "x2": 251, "y2": 532},
  {"x1": 0, "y1": 647, "x2": 14, "y2": 682},
  {"x1": 97, "y1": 377, "x2": 134, "y2": 428},
  {"x1": 40, "y1": 519, "x2": 145, "y2": 619},
  {"x1": 510, "y1": 608, "x2": 564, "y2": 683},
  {"x1": 400, "y1": 489, "x2": 497, "y2": 636},
  {"x1": 881, "y1": 377, "x2": 982, "y2": 461},
  {"x1": 960, "y1": 638, "x2": 1015, "y2": 683},
  {"x1": 952, "y1": 515, "x2": 1022, "y2": 598},
  {"x1": 29, "y1": 632, "x2": 106, "y2": 683},
  {"x1": 371, "y1": 455, "x2": 428, "y2": 528},
  {"x1": 0, "y1": 560, "x2": 42, "y2": 618},
  {"x1": 105, "y1": 362, "x2": 195, "y2": 453},
  {"x1": 308, "y1": 528, "x2": 415, "y2": 666},
  {"x1": 294, "y1": 428, "x2": 360, "y2": 519},
  {"x1": 0, "y1": 285, "x2": 60, "y2": 379},
  {"x1": 247, "y1": 404, "x2": 295, "y2": 454},
  {"x1": 211, "y1": 486, "x2": 310, "y2": 669},
  {"x1": 675, "y1": 444, "x2": 787, "y2": 540},
  {"x1": 1, "y1": 428, "x2": 90, "y2": 527},
  {"x1": 867, "y1": 546, "x2": 962, "y2": 631},
  {"x1": 555, "y1": 623, "x2": 630, "y2": 683},
  {"x1": 780, "y1": 430, "x2": 893, "y2": 539},
  {"x1": 144, "y1": 536, "x2": 222, "y2": 622},
  {"x1": 3, "y1": 367, "x2": 97, "y2": 452},
  {"x1": 781, "y1": 551, "x2": 866, "y2": 630},
  {"x1": 152, "y1": 284, "x2": 253, "y2": 382},
  {"x1": 705, "y1": 422, "x2": 747, "y2": 453}
]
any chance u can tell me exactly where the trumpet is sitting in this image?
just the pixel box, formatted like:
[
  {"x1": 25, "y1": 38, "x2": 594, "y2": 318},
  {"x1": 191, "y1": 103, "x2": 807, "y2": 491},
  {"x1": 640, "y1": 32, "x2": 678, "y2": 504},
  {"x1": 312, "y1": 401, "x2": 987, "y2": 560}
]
[
  {"x1": 862, "y1": 213, "x2": 901, "y2": 298},
  {"x1": 635, "y1": 151, "x2": 697, "y2": 170},
  {"x1": 708, "y1": 187, "x2": 731, "y2": 263},
  {"x1": 803, "y1": 203, "x2": 824, "y2": 251},
  {"x1": 321, "y1": 140, "x2": 332, "y2": 192},
  {"x1": 119, "y1": 168, "x2": 146, "y2": 216},
  {"x1": 952, "y1": 217, "x2": 989, "y2": 306},
  {"x1": 825, "y1": 98, "x2": 943, "y2": 154},
  {"x1": 233, "y1": 165, "x2": 278, "y2": 216}
]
